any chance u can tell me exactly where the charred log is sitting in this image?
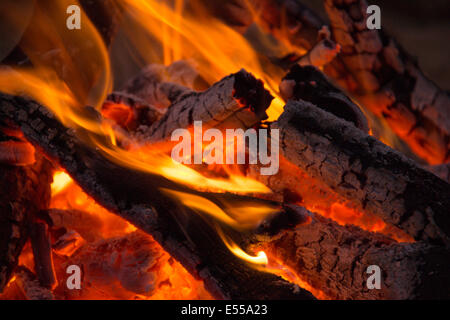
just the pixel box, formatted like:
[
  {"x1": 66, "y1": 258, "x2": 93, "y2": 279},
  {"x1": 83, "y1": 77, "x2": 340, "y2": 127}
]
[
  {"x1": 143, "y1": 69, "x2": 273, "y2": 142},
  {"x1": 324, "y1": 0, "x2": 450, "y2": 165},
  {"x1": 0, "y1": 136, "x2": 52, "y2": 292},
  {"x1": 259, "y1": 207, "x2": 450, "y2": 299},
  {"x1": 0, "y1": 92, "x2": 314, "y2": 300},
  {"x1": 272, "y1": 100, "x2": 450, "y2": 245},
  {"x1": 280, "y1": 65, "x2": 369, "y2": 132}
]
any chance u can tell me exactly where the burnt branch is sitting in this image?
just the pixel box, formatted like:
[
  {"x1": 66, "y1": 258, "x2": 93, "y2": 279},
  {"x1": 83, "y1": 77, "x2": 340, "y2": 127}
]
[{"x1": 260, "y1": 208, "x2": 450, "y2": 299}]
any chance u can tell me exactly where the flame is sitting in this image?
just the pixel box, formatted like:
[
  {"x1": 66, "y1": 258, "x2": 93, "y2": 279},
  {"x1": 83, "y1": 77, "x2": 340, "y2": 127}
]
[
  {"x1": 120, "y1": 0, "x2": 285, "y2": 120},
  {"x1": 51, "y1": 171, "x2": 73, "y2": 195},
  {"x1": 218, "y1": 228, "x2": 268, "y2": 266},
  {"x1": 0, "y1": 0, "x2": 419, "y2": 300}
]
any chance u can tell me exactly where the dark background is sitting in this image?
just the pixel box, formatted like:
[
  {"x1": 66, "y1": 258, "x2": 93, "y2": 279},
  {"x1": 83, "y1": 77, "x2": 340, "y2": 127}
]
[{"x1": 303, "y1": 0, "x2": 450, "y2": 89}]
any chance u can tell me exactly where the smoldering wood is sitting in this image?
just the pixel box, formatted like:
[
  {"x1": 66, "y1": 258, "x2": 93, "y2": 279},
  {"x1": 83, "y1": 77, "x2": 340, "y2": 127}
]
[
  {"x1": 62, "y1": 230, "x2": 165, "y2": 297},
  {"x1": 0, "y1": 138, "x2": 35, "y2": 166},
  {"x1": 324, "y1": 0, "x2": 450, "y2": 165},
  {"x1": 280, "y1": 65, "x2": 369, "y2": 133},
  {"x1": 0, "y1": 92, "x2": 315, "y2": 300},
  {"x1": 48, "y1": 209, "x2": 106, "y2": 243},
  {"x1": 201, "y1": 0, "x2": 356, "y2": 90},
  {"x1": 102, "y1": 92, "x2": 164, "y2": 133},
  {"x1": 14, "y1": 266, "x2": 54, "y2": 300},
  {"x1": 30, "y1": 221, "x2": 57, "y2": 289},
  {"x1": 258, "y1": 207, "x2": 450, "y2": 299},
  {"x1": 272, "y1": 100, "x2": 450, "y2": 245},
  {"x1": 143, "y1": 69, "x2": 273, "y2": 142},
  {"x1": 0, "y1": 142, "x2": 52, "y2": 292}
]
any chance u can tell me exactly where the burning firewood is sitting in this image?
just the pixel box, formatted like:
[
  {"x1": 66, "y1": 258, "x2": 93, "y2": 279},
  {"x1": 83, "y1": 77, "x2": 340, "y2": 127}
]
[
  {"x1": 258, "y1": 207, "x2": 450, "y2": 299},
  {"x1": 0, "y1": 91, "x2": 315, "y2": 300},
  {"x1": 272, "y1": 99, "x2": 450, "y2": 245},
  {"x1": 324, "y1": 0, "x2": 450, "y2": 165},
  {"x1": 0, "y1": 141, "x2": 52, "y2": 292},
  {"x1": 279, "y1": 65, "x2": 369, "y2": 133},
  {"x1": 142, "y1": 69, "x2": 273, "y2": 142}
]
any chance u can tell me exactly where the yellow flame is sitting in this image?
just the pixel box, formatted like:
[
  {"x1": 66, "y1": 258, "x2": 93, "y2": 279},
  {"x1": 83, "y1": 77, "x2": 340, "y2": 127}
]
[
  {"x1": 0, "y1": 0, "x2": 282, "y2": 269},
  {"x1": 217, "y1": 228, "x2": 268, "y2": 266},
  {"x1": 121, "y1": 0, "x2": 285, "y2": 121},
  {"x1": 51, "y1": 171, "x2": 73, "y2": 195},
  {"x1": 161, "y1": 188, "x2": 279, "y2": 230}
]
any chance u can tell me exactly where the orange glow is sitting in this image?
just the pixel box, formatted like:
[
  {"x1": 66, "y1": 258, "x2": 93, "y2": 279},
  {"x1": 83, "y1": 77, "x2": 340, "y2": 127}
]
[
  {"x1": 264, "y1": 255, "x2": 329, "y2": 300},
  {"x1": 121, "y1": 0, "x2": 285, "y2": 121},
  {"x1": 0, "y1": 0, "x2": 420, "y2": 301},
  {"x1": 51, "y1": 171, "x2": 73, "y2": 195},
  {"x1": 217, "y1": 227, "x2": 268, "y2": 266}
]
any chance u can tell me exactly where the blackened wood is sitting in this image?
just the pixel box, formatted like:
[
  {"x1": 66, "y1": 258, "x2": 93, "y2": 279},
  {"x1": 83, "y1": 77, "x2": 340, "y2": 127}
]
[
  {"x1": 144, "y1": 69, "x2": 273, "y2": 142},
  {"x1": 0, "y1": 92, "x2": 314, "y2": 300},
  {"x1": 0, "y1": 145, "x2": 52, "y2": 292},
  {"x1": 30, "y1": 221, "x2": 57, "y2": 289},
  {"x1": 280, "y1": 65, "x2": 369, "y2": 133},
  {"x1": 260, "y1": 208, "x2": 450, "y2": 299},
  {"x1": 324, "y1": 0, "x2": 450, "y2": 165},
  {"x1": 272, "y1": 100, "x2": 450, "y2": 245},
  {"x1": 426, "y1": 163, "x2": 450, "y2": 184}
]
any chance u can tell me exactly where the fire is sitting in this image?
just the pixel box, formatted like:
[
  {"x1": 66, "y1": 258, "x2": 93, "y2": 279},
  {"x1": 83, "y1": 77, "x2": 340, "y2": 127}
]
[
  {"x1": 51, "y1": 171, "x2": 72, "y2": 195},
  {"x1": 120, "y1": 0, "x2": 286, "y2": 120},
  {"x1": 0, "y1": 0, "x2": 417, "y2": 300}
]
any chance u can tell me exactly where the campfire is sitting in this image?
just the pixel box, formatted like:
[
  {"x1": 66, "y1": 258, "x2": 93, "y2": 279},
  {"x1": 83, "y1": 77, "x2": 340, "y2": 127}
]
[{"x1": 0, "y1": 0, "x2": 449, "y2": 300}]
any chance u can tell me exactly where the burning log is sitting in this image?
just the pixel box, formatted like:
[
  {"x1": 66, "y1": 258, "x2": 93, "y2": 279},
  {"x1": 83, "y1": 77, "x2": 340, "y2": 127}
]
[
  {"x1": 272, "y1": 99, "x2": 450, "y2": 245},
  {"x1": 0, "y1": 92, "x2": 314, "y2": 300},
  {"x1": 0, "y1": 136, "x2": 35, "y2": 166},
  {"x1": 279, "y1": 65, "x2": 369, "y2": 133},
  {"x1": 0, "y1": 136, "x2": 52, "y2": 292},
  {"x1": 324, "y1": 0, "x2": 450, "y2": 165},
  {"x1": 258, "y1": 208, "x2": 450, "y2": 299},
  {"x1": 143, "y1": 69, "x2": 273, "y2": 142},
  {"x1": 48, "y1": 209, "x2": 106, "y2": 243},
  {"x1": 203, "y1": 0, "x2": 323, "y2": 52}
]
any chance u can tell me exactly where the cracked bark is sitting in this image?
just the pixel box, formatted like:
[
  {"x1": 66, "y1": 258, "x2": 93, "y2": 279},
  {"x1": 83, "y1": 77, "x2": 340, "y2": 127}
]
[
  {"x1": 271, "y1": 100, "x2": 450, "y2": 245},
  {"x1": 324, "y1": 0, "x2": 450, "y2": 165},
  {"x1": 259, "y1": 209, "x2": 450, "y2": 299},
  {"x1": 141, "y1": 69, "x2": 273, "y2": 142}
]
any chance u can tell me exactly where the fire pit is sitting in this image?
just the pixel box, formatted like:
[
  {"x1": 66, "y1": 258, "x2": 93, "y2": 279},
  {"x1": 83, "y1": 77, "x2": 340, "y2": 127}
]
[{"x1": 0, "y1": 0, "x2": 449, "y2": 300}]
